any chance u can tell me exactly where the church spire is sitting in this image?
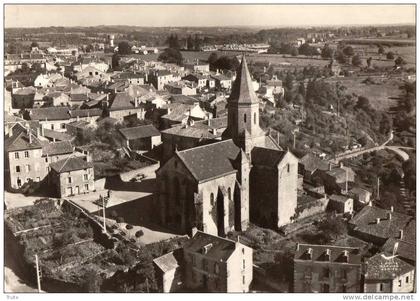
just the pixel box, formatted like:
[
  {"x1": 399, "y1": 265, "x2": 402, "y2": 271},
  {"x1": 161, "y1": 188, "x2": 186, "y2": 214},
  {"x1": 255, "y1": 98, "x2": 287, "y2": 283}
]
[{"x1": 228, "y1": 55, "x2": 259, "y2": 104}]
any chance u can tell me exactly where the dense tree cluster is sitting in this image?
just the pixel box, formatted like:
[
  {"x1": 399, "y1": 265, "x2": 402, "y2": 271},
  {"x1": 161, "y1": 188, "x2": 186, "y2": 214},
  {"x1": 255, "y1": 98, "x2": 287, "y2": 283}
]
[{"x1": 158, "y1": 48, "x2": 183, "y2": 65}]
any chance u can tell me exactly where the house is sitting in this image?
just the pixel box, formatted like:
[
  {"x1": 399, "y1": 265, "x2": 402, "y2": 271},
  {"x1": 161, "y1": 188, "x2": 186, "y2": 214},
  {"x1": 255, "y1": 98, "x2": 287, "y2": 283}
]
[
  {"x1": 160, "y1": 103, "x2": 209, "y2": 129},
  {"x1": 266, "y1": 76, "x2": 285, "y2": 96},
  {"x1": 42, "y1": 128, "x2": 74, "y2": 142},
  {"x1": 183, "y1": 228, "x2": 253, "y2": 292},
  {"x1": 184, "y1": 61, "x2": 210, "y2": 73},
  {"x1": 348, "y1": 187, "x2": 371, "y2": 205},
  {"x1": 119, "y1": 124, "x2": 161, "y2": 151},
  {"x1": 312, "y1": 164, "x2": 355, "y2": 194},
  {"x1": 47, "y1": 92, "x2": 71, "y2": 107},
  {"x1": 328, "y1": 194, "x2": 354, "y2": 214},
  {"x1": 34, "y1": 73, "x2": 63, "y2": 88},
  {"x1": 349, "y1": 204, "x2": 413, "y2": 246},
  {"x1": 381, "y1": 220, "x2": 416, "y2": 265},
  {"x1": 211, "y1": 74, "x2": 232, "y2": 90},
  {"x1": 298, "y1": 153, "x2": 330, "y2": 179},
  {"x1": 75, "y1": 66, "x2": 110, "y2": 82},
  {"x1": 107, "y1": 92, "x2": 146, "y2": 123},
  {"x1": 49, "y1": 155, "x2": 95, "y2": 197},
  {"x1": 155, "y1": 56, "x2": 296, "y2": 235},
  {"x1": 27, "y1": 107, "x2": 71, "y2": 132},
  {"x1": 164, "y1": 81, "x2": 197, "y2": 96},
  {"x1": 148, "y1": 70, "x2": 175, "y2": 90},
  {"x1": 65, "y1": 120, "x2": 94, "y2": 138},
  {"x1": 112, "y1": 71, "x2": 146, "y2": 85},
  {"x1": 364, "y1": 253, "x2": 415, "y2": 293},
  {"x1": 293, "y1": 243, "x2": 362, "y2": 293},
  {"x1": 182, "y1": 73, "x2": 208, "y2": 88},
  {"x1": 153, "y1": 248, "x2": 185, "y2": 293}
]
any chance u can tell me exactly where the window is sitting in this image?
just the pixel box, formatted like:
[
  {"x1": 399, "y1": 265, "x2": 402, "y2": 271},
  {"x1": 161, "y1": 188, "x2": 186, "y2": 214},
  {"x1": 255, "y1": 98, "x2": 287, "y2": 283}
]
[
  {"x1": 61, "y1": 123, "x2": 66, "y2": 129},
  {"x1": 85, "y1": 184, "x2": 89, "y2": 191},
  {"x1": 322, "y1": 268, "x2": 330, "y2": 278},
  {"x1": 242, "y1": 275, "x2": 245, "y2": 285},
  {"x1": 68, "y1": 177, "x2": 72, "y2": 184},
  {"x1": 26, "y1": 165, "x2": 31, "y2": 172},
  {"x1": 242, "y1": 259, "x2": 245, "y2": 270},
  {"x1": 228, "y1": 187, "x2": 232, "y2": 200},
  {"x1": 24, "y1": 151, "x2": 29, "y2": 158},
  {"x1": 15, "y1": 166, "x2": 21, "y2": 173},
  {"x1": 398, "y1": 280, "x2": 402, "y2": 287},
  {"x1": 254, "y1": 112, "x2": 257, "y2": 124},
  {"x1": 45, "y1": 157, "x2": 48, "y2": 163},
  {"x1": 244, "y1": 114, "x2": 247, "y2": 123},
  {"x1": 14, "y1": 152, "x2": 19, "y2": 159},
  {"x1": 214, "y1": 263, "x2": 219, "y2": 274},
  {"x1": 379, "y1": 283, "x2": 383, "y2": 292},
  {"x1": 17, "y1": 178, "x2": 22, "y2": 187},
  {"x1": 210, "y1": 193, "x2": 214, "y2": 206},
  {"x1": 406, "y1": 276, "x2": 410, "y2": 283},
  {"x1": 287, "y1": 164, "x2": 290, "y2": 173},
  {"x1": 84, "y1": 174, "x2": 88, "y2": 181},
  {"x1": 242, "y1": 248, "x2": 245, "y2": 255},
  {"x1": 51, "y1": 124, "x2": 54, "y2": 130}
]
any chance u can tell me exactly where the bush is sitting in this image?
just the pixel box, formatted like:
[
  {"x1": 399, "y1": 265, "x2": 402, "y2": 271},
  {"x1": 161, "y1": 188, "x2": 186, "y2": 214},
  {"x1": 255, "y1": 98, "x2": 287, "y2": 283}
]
[
  {"x1": 116, "y1": 217, "x2": 124, "y2": 223},
  {"x1": 126, "y1": 224, "x2": 133, "y2": 230},
  {"x1": 135, "y1": 230, "x2": 144, "y2": 238}
]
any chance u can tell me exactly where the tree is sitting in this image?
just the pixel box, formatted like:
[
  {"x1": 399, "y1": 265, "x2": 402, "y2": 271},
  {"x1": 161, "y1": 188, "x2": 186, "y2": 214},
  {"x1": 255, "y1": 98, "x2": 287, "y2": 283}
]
[
  {"x1": 166, "y1": 34, "x2": 180, "y2": 49},
  {"x1": 378, "y1": 45, "x2": 385, "y2": 55},
  {"x1": 290, "y1": 47, "x2": 298, "y2": 57},
  {"x1": 352, "y1": 55, "x2": 362, "y2": 66},
  {"x1": 355, "y1": 96, "x2": 371, "y2": 111},
  {"x1": 207, "y1": 52, "x2": 218, "y2": 69},
  {"x1": 386, "y1": 51, "x2": 395, "y2": 60},
  {"x1": 30, "y1": 41, "x2": 39, "y2": 49},
  {"x1": 186, "y1": 35, "x2": 194, "y2": 50},
  {"x1": 158, "y1": 48, "x2": 183, "y2": 65},
  {"x1": 84, "y1": 269, "x2": 103, "y2": 292},
  {"x1": 317, "y1": 214, "x2": 347, "y2": 241},
  {"x1": 336, "y1": 50, "x2": 346, "y2": 64},
  {"x1": 118, "y1": 41, "x2": 132, "y2": 55},
  {"x1": 193, "y1": 35, "x2": 201, "y2": 51},
  {"x1": 321, "y1": 44, "x2": 334, "y2": 59},
  {"x1": 394, "y1": 56, "x2": 406, "y2": 66},
  {"x1": 112, "y1": 53, "x2": 121, "y2": 70},
  {"x1": 284, "y1": 73, "x2": 294, "y2": 91},
  {"x1": 366, "y1": 57, "x2": 373, "y2": 68},
  {"x1": 343, "y1": 46, "x2": 354, "y2": 56},
  {"x1": 298, "y1": 43, "x2": 318, "y2": 56},
  {"x1": 213, "y1": 56, "x2": 239, "y2": 71}
]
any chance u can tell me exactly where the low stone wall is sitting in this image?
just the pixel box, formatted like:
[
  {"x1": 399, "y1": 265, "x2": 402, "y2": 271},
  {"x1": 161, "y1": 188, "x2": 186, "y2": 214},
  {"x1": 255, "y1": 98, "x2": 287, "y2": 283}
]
[{"x1": 296, "y1": 197, "x2": 329, "y2": 220}]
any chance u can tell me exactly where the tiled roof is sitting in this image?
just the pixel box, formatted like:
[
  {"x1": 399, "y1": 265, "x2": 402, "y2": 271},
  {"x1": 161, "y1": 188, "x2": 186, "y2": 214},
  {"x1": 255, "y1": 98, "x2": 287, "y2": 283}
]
[
  {"x1": 228, "y1": 56, "x2": 258, "y2": 104},
  {"x1": 70, "y1": 109, "x2": 102, "y2": 118},
  {"x1": 50, "y1": 156, "x2": 93, "y2": 173},
  {"x1": 70, "y1": 93, "x2": 88, "y2": 102},
  {"x1": 29, "y1": 107, "x2": 70, "y2": 121},
  {"x1": 153, "y1": 249, "x2": 183, "y2": 273},
  {"x1": 119, "y1": 124, "x2": 160, "y2": 140},
  {"x1": 251, "y1": 147, "x2": 287, "y2": 167},
  {"x1": 161, "y1": 103, "x2": 195, "y2": 122},
  {"x1": 110, "y1": 92, "x2": 134, "y2": 110},
  {"x1": 382, "y1": 220, "x2": 416, "y2": 263},
  {"x1": 329, "y1": 194, "x2": 352, "y2": 203},
  {"x1": 184, "y1": 230, "x2": 237, "y2": 262},
  {"x1": 162, "y1": 125, "x2": 217, "y2": 139},
  {"x1": 294, "y1": 243, "x2": 362, "y2": 265},
  {"x1": 14, "y1": 87, "x2": 36, "y2": 95},
  {"x1": 5, "y1": 132, "x2": 43, "y2": 152},
  {"x1": 365, "y1": 253, "x2": 414, "y2": 280},
  {"x1": 349, "y1": 206, "x2": 412, "y2": 241},
  {"x1": 170, "y1": 95, "x2": 199, "y2": 105},
  {"x1": 176, "y1": 139, "x2": 240, "y2": 182},
  {"x1": 42, "y1": 141, "x2": 74, "y2": 156},
  {"x1": 300, "y1": 153, "x2": 330, "y2": 173}
]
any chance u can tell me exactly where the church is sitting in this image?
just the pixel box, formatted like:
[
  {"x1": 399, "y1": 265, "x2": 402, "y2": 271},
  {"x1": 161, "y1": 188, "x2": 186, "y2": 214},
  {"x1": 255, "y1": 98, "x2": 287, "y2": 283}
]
[{"x1": 155, "y1": 56, "x2": 298, "y2": 236}]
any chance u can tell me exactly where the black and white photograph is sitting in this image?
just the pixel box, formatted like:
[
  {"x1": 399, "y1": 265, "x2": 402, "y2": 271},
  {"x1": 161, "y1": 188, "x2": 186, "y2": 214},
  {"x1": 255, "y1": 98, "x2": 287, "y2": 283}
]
[{"x1": 2, "y1": 2, "x2": 417, "y2": 296}]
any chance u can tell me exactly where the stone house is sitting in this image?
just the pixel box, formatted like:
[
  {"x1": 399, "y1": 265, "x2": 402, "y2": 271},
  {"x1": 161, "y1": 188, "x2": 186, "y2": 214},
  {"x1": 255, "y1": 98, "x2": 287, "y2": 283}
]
[
  {"x1": 49, "y1": 155, "x2": 95, "y2": 197},
  {"x1": 328, "y1": 194, "x2": 354, "y2": 214},
  {"x1": 119, "y1": 124, "x2": 161, "y2": 151},
  {"x1": 364, "y1": 253, "x2": 415, "y2": 293},
  {"x1": 293, "y1": 243, "x2": 362, "y2": 293},
  {"x1": 148, "y1": 70, "x2": 175, "y2": 90},
  {"x1": 153, "y1": 248, "x2": 185, "y2": 293},
  {"x1": 182, "y1": 74, "x2": 208, "y2": 88}
]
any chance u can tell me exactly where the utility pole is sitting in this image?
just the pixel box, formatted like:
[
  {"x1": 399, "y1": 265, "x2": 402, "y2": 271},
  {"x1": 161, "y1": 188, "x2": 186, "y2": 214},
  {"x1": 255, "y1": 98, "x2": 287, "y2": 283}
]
[
  {"x1": 377, "y1": 177, "x2": 380, "y2": 200},
  {"x1": 101, "y1": 195, "x2": 107, "y2": 234},
  {"x1": 35, "y1": 254, "x2": 41, "y2": 293},
  {"x1": 292, "y1": 131, "x2": 296, "y2": 149}
]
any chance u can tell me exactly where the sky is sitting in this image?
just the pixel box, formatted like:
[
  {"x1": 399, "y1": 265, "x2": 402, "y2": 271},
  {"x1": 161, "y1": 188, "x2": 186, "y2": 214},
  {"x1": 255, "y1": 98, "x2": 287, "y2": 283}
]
[{"x1": 5, "y1": 4, "x2": 416, "y2": 28}]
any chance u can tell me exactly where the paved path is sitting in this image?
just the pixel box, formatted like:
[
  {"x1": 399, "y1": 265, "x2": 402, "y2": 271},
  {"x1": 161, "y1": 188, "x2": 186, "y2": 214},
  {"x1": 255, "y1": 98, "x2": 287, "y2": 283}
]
[{"x1": 385, "y1": 146, "x2": 411, "y2": 161}]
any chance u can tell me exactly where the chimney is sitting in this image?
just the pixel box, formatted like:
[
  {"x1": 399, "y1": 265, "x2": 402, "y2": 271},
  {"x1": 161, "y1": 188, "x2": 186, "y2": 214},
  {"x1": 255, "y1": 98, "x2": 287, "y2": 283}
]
[
  {"x1": 368, "y1": 201, "x2": 373, "y2": 207},
  {"x1": 340, "y1": 162, "x2": 344, "y2": 168},
  {"x1": 393, "y1": 242, "x2": 399, "y2": 256},
  {"x1": 40, "y1": 125, "x2": 45, "y2": 137},
  {"x1": 85, "y1": 152, "x2": 92, "y2": 162},
  {"x1": 329, "y1": 162, "x2": 332, "y2": 171},
  {"x1": 387, "y1": 212, "x2": 392, "y2": 220},
  {"x1": 191, "y1": 227, "x2": 198, "y2": 238},
  {"x1": 307, "y1": 248, "x2": 313, "y2": 259},
  {"x1": 390, "y1": 206, "x2": 394, "y2": 212},
  {"x1": 296, "y1": 243, "x2": 300, "y2": 251},
  {"x1": 398, "y1": 230, "x2": 404, "y2": 240},
  {"x1": 343, "y1": 250, "x2": 349, "y2": 262},
  {"x1": 376, "y1": 218, "x2": 381, "y2": 224}
]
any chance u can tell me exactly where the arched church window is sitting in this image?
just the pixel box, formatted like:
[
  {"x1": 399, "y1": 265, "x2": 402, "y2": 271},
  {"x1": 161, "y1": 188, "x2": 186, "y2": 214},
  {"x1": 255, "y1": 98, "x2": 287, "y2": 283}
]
[
  {"x1": 244, "y1": 114, "x2": 247, "y2": 123},
  {"x1": 210, "y1": 193, "x2": 214, "y2": 206}
]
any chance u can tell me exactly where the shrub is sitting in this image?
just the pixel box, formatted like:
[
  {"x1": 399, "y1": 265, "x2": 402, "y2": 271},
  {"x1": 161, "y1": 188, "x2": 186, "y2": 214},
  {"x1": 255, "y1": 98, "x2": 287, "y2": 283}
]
[
  {"x1": 126, "y1": 224, "x2": 133, "y2": 230},
  {"x1": 135, "y1": 230, "x2": 144, "y2": 238}
]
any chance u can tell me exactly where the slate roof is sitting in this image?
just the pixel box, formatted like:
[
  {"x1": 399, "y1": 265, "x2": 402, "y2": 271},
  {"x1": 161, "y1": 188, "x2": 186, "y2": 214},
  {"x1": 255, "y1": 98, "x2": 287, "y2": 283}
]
[
  {"x1": 294, "y1": 243, "x2": 362, "y2": 265},
  {"x1": 183, "y1": 230, "x2": 237, "y2": 262},
  {"x1": 50, "y1": 156, "x2": 93, "y2": 173},
  {"x1": 42, "y1": 141, "x2": 74, "y2": 156},
  {"x1": 70, "y1": 109, "x2": 102, "y2": 118},
  {"x1": 228, "y1": 56, "x2": 258, "y2": 104},
  {"x1": 176, "y1": 139, "x2": 240, "y2": 182},
  {"x1": 299, "y1": 153, "x2": 330, "y2": 173},
  {"x1": 119, "y1": 125, "x2": 160, "y2": 140},
  {"x1": 153, "y1": 248, "x2": 183, "y2": 273},
  {"x1": 251, "y1": 147, "x2": 287, "y2": 167},
  {"x1": 29, "y1": 107, "x2": 70, "y2": 121},
  {"x1": 5, "y1": 132, "x2": 43, "y2": 152},
  {"x1": 43, "y1": 129, "x2": 74, "y2": 141},
  {"x1": 349, "y1": 206, "x2": 412, "y2": 241},
  {"x1": 365, "y1": 253, "x2": 414, "y2": 280}
]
